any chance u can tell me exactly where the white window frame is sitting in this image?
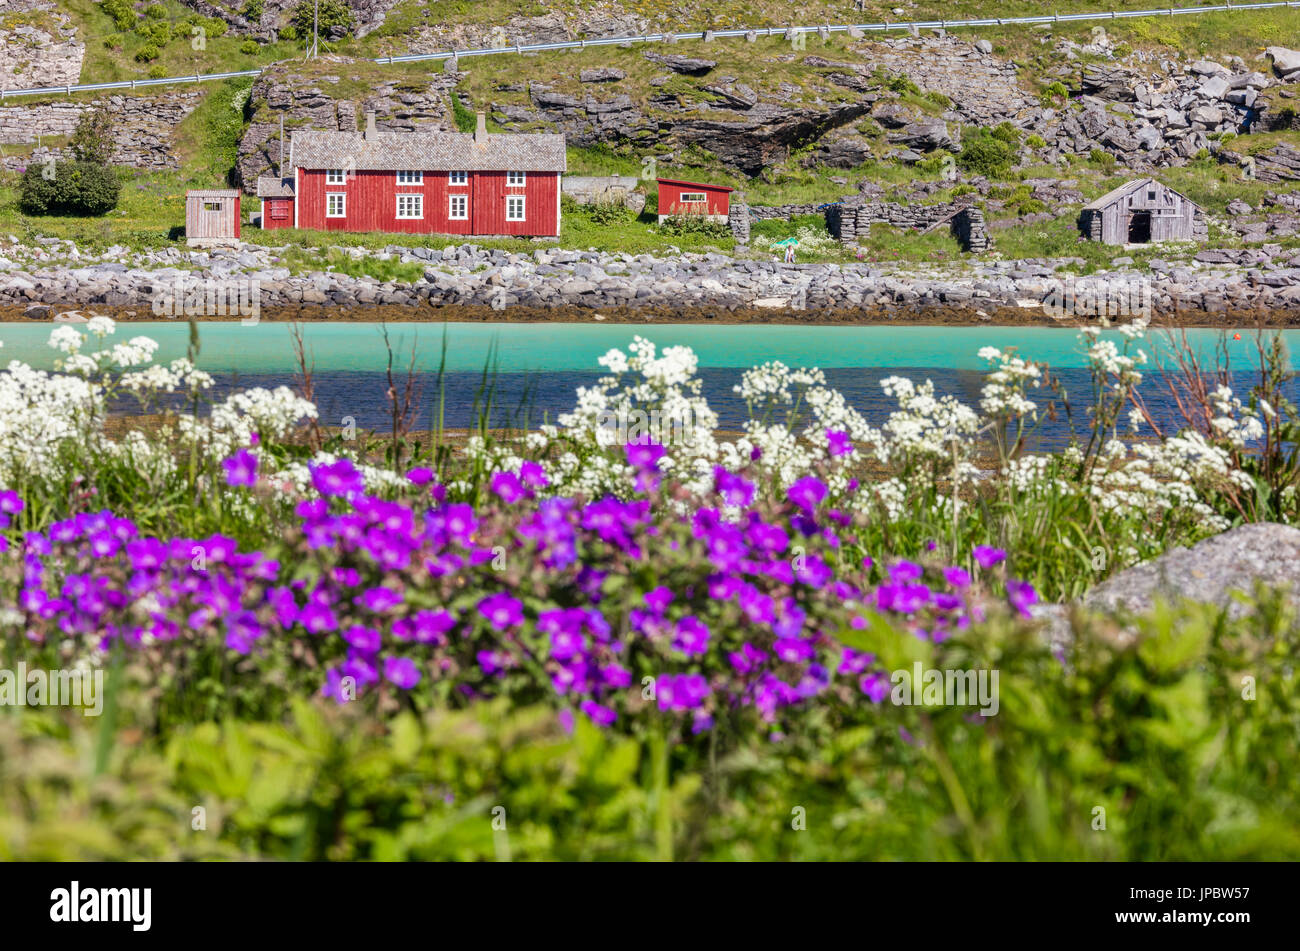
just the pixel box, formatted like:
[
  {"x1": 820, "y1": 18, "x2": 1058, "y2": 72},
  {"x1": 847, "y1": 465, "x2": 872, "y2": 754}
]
[
  {"x1": 448, "y1": 194, "x2": 468, "y2": 220},
  {"x1": 396, "y1": 194, "x2": 424, "y2": 219},
  {"x1": 506, "y1": 170, "x2": 526, "y2": 187},
  {"x1": 326, "y1": 193, "x2": 346, "y2": 218},
  {"x1": 326, "y1": 169, "x2": 346, "y2": 185},
  {"x1": 679, "y1": 192, "x2": 708, "y2": 204},
  {"x1": 506, "y1": 195, "x2": 526, "y2": 221},
  {"x1": 448, "y1": 170, "x2": 468, "y2": 186},
  {"x1": 397, "y1": 170, "x2": 423, "y2": 186}
]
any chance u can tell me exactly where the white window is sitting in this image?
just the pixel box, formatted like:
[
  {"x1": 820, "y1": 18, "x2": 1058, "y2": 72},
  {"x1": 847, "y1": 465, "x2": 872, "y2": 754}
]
[
  {"x1": 396, "y1": 194, "x2": 423, "y2": 219},
  {"x1": 326, "y1": 169, "x2": 346, "y2": 185},
  {"x1": 397, "y1": 170, "x2": 423, "y2": 185},
  {"x1": 506, "y1": 171, "x2": 526, "y2": 187},
  {"x1": 506, "y1": 195, "x2": 526, "y2": 221},
  {"x1": 449, "y1": 170, "x2": 468, "y2": 186},
  {"x1": 326, "y1": 193, "x2": 346, "y2": 218},
  {"x1": 202, "y1": 201, "x2": 222, "y2": 213},
  {"x1": 449, "y1": 194, "x2": 468, "y2": 220},
  {"x1": 679, "y1": 192, "x2": 707, "y2": 204}
]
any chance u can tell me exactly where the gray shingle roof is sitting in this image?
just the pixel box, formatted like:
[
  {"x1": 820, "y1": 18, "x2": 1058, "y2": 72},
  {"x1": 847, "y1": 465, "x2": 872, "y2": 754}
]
[
  {"x1": 256, "y1": 176, "x2": 295, "y2": 198},
  {"x1": 1083, "y1": 178, "x2": 1199, "y2": 212},
  {"x1": 289, "y1": 129, "x2": 567, "y2": 173}
]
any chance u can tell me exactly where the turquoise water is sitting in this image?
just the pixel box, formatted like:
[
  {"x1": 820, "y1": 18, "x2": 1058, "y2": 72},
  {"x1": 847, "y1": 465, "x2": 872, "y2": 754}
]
[{"x1": 2, "y1": 322, "x2": 1294, "y2": 373}]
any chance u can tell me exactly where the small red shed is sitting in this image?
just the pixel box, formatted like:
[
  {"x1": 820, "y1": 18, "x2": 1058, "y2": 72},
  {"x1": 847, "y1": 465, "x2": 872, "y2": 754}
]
[
  {"x1": 656, "y1": 178, "x2": 733, "y2": 223},
  {"x1": 257, "y1": 176, "x2": 296, "y2": 231},
  {"x1": 185, "y1": 189, "x2": 241, "y2": 247}
]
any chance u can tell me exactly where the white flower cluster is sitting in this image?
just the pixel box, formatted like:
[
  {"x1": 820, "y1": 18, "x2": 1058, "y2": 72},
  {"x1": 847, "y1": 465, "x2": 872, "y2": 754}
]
[{"x1": 0, "y1": 318, "x2": 314, "y2": 495}]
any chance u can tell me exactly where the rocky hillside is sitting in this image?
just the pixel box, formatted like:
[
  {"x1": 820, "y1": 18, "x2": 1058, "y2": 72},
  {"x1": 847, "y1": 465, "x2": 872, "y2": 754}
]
[{"x1": 233, "y1": 28, "x2": 1300, "y2": 189}]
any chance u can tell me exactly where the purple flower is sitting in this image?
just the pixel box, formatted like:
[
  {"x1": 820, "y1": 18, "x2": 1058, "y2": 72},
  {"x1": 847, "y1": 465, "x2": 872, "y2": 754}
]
[
  {"x1": 311, "y1": 459, "x2": 365, "y2": 497},
  {"x1": 825, "y1": 429, "x2": 854, "y2": 457},
  {"x1": 478, "y1": 592, "x2": 524, "y2": 630},
  {"x1": 405, "y1": 466, "x2": 435, "y2": 485},
  {"x1": 860, "y1": 673, "x2": 890, "y2": 703},
  {"x1": 1007, "y1": 578, "x2": 1039, "y2": 619},
  {"x1": 355, "y1": 586, "x2": 403, "y2": 613},
  {"x1": 973, "y1": 545, "x2": 1007, "y2": 569},
  {"x1": 580, "y1": 699, "x2": 618, "y2": 727},
  {"x1": 943, "y1": 566, "x2": 971, "y2": 588},
  {"x1": 643, "y1": 586, "x2": 674, "y2": 614},
  {"x1": 625, "y1": 442, "x2": 665, "y2": 471},
  {"x1": 889, "y1": 560, "x2": 923, "y2": 583},
  {"x1": 343, "y1": 625, "x2": 382, "y2": 654},
  {"x1": 657, "y1": 673, "x2": 710, "y2": 711},
  {"x1": 787, "y1": 476, "x2": 828, "y2": 513},
  {"x1": 490, "y1": 470, "x2": 527, "y2": 504},
  {"x1": 519, "y1": 460, "x2": 549, "y2": 489},
  {"x1": 673, "y1": 616, "x2": 710, "y2": 656},
  {"x1": 383, "y1": 656, "x2": 422, "y2": 689},
  {"x1": 0, "y1": 490, "x2": 25, "y2": 514},
  {"x1": 713, "y1": 467, "x2": 755, "y2": 507},
  {"x1": 222, "y1": 449, "x2": 259, "y2": 487}
]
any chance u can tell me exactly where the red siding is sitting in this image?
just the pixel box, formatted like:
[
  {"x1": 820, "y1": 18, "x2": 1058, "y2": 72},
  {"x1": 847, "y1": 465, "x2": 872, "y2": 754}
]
[
  {"x1": 294, "y1": 169, "x2": 559, "y2": 236},
  {"x1": 657, "y1": 179, "x2": 731, "y2": 217},
  {"x1": 262, "y1": 198, "x2": 295, "y2": 230}
]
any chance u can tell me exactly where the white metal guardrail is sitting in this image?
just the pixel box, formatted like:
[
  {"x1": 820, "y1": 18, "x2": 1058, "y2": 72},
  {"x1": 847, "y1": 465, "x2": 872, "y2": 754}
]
[{"x1": 2, "y1": 2, "x2": 1299, "y2": 99}]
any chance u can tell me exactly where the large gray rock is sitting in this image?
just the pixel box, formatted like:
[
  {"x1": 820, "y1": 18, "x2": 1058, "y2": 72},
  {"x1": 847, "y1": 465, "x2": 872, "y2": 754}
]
[
  {"x1": 1032, "y1": 523, "x2": 1300, "y2": 651},
  {"x1": 1265, "y1": 47, "x2": 1300, "y2": 76}
]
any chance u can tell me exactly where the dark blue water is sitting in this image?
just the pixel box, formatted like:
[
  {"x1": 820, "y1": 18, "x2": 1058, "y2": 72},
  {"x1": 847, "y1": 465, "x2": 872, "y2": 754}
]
[{"x1": 183, "y1": 367, "x2": 1294, "y2": 451}]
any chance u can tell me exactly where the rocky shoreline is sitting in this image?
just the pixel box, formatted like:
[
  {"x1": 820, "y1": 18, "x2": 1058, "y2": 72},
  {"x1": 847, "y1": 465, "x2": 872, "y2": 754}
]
[{"x1": 4, "y1": 240, "x2": 1300, "y2": 323}]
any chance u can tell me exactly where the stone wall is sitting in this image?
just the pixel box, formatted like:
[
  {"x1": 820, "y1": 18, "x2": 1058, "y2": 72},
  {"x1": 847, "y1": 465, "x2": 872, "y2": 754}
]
[
  {"x1": 728, "y1": 199, "x2": 750, "y2": 246},
  {"x1": 828, "y1": 198, "x2": 990, "y2": 253},
  {"x1": 0, "y1": 91, "x2": 202, "y2": 169},
  {"x1": 748, "y1": 203, "x2": 826, "y2": 220}
]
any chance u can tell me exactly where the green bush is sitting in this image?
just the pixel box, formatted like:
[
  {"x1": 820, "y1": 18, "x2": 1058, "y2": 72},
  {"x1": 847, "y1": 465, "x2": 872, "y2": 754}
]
[
  {"x1": 658, "y1": 211, "x2": 730, "y2": 238},
  {"x1": 958, "y1": 127, "x2": 1018, "y2": 177},
  {"x1": 290, "y1": 0, "x2": 353, "y2": 36},
  {"x1": 241, "y1": 0, "x2": 265, "y2": 19},
  {"x1": 100, "y1": 0, "x2": 136, "y2": 32},
  {"x1": 19, "y1": 161, "x2": 120, "y2": 217},
  {"x1": 1025, "y1": 134, "x2": 1046, "y2": 149},
  {"x1": 1040, "y1": 81, "x2": 1069, "y2": 107},
  {"x1": 134, "y1": 42, "x2": 160, "y2": 63},
  {"x1": 240, "y1": 39, "x2": 259, "y2": 55},
  {"x1": 278, "y1": 24, "x2": 299, "y2": 41},
  {"x1": 135, "y1": 19, "x2": 170, "y2": 44},
  {"x1": 70, "y1": 107, "x2": 115, "y2": 166},
  {"x1": 148, "y1": 64, "x2": 167, "y2": 79},
  {"x1": 144, "y1": 4, "x2": 167, "y2": 18},
  {"x1": 1089, "y1": 148, "x2": 1118, "y2": 172}
]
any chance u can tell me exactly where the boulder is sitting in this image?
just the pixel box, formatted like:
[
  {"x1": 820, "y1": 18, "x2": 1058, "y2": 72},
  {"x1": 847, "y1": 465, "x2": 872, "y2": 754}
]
[
  {"x1": 1084, "y1": 524, "x2": 1300, "y2": 617},
  {"x1": 580, "y1": 68, "x2": 625, "y2": 83},
  {"x1": 1197, "y1": 75, "x2": 1230, "y2": 100},
  {"x1": 1265, "y1": 47, "x2": 1300, "y2": 76},
  {"x1": 644, "y1": 51, "x2": 716, "y2": 74},
  {"x1": 1033, "y1": 523, "x2": 1300, "y2": 649},
  {"x1": 889, "y1": 117, "x2": 953, "y2": 151}
]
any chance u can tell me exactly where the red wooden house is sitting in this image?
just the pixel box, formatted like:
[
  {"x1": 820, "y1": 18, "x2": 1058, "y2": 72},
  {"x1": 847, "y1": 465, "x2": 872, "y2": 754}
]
[
  {"x1": 656, "y1": 178, "x2": 733, "y2": 223},
  {"x1": 258, "y1": 112, "x2": 566, "y2": 237}
]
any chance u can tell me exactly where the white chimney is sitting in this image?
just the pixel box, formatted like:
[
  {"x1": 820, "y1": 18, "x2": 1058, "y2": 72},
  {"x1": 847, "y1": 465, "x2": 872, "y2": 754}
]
[
  {"x1": 474, "y1": 111, "x2": 487, "y2": 143},
  {"x1": 364, "y1": 111, "x2": 377, "y2": 139}
]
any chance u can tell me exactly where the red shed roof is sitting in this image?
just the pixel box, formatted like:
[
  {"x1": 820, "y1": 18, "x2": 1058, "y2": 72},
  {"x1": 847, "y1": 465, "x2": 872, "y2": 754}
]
[{"x1": 656, "y1": 178, "x2": 734, "y2": 192}]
